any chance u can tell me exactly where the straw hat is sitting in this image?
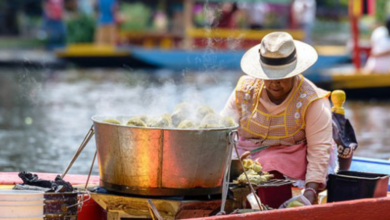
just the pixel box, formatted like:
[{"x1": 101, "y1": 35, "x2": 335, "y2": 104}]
[{"x1": 240, "y1": 32, "x2": 318, "y2": 80}]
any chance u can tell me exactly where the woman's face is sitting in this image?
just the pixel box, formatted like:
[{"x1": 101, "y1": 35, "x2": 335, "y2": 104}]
[{"x1": 264, "y1": 77, "x2": 295, "y2": 101}]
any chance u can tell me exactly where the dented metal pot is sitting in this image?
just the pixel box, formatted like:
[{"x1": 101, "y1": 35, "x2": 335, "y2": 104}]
[{"x1": 92, "y1": 115, "x2": 237, "y2": 196}]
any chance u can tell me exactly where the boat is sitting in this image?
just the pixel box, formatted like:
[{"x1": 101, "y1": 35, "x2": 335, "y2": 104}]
[
  {"x1": 1, "y1": 156, "x2": 389, "y2": 220},
  {"x1": 126, "y1": 45, "x2": 349, "y2": 73},
  {"x1": 317, "y1": 67, "x2": 390, "y2": 99},
  {"x1": 55, "y1": 0, "x2": 350, "y2": 72},
  {"x1": 55, "y1": 44, "x2": 157, "y2": 68},
  {"x1": 56, "y1": 33, "x2": 350, "y2": 73},
  {"x1": 315, "y1": 0, "x2": 390, "y2": 99}
]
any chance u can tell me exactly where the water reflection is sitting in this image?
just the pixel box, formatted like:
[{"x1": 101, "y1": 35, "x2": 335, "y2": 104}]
[
  {"x1": 0, "y1": 68, "x2": 389, "y2": 175},
  {"x1": 346, "y1": 102, "x2": 390, "y2": 159},
  {"x1": 0, "y1": 68, "x2": 239, "y2": 175}
]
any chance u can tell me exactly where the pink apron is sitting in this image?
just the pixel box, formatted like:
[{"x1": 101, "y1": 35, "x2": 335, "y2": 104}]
[{"x1": 237, "y1": 137, "x2": 308, "y2": 180}]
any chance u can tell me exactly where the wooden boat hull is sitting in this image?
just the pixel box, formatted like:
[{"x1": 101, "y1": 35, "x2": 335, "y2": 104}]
[
  {"x1": 318, "y1": 69, "x2": 390, "y2": 99},
  {"x1": 55, "y1": 44, "x2": 156, "y2": 68}
]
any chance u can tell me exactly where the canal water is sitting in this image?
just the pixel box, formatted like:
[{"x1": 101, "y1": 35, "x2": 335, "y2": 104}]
[{"x1": 0, "y1": 68, "x2": 389, "y2": 175}]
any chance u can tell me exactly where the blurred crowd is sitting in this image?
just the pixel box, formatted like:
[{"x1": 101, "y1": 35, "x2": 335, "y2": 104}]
[
  {"x1": 0, "y1": 0, "x2": 322, "y2": 49},
  {"x1": 2, "y1": 0, "x2": 390, "y2": 72}
]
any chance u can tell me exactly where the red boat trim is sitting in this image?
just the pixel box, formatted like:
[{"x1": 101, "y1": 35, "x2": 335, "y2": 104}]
[
  {"x1": 0, "y1": 172, "x2": 100, "y2": 186},
  {"x1": 186, "y1": 196, "x2": 390, "y2": 220}
]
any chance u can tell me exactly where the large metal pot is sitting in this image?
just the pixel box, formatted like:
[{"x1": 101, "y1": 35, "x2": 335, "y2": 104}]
[{"x1": 92, "y1": 115, "x2": 237, "y2": 196}]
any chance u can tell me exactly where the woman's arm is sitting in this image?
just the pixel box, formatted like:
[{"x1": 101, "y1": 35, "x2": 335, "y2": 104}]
[
  {"x1": 304, "y1": 97, "x2": 333, "y2": 204},
  {"x1": 370, "y1": 49, "x2": 390, "y2": 58},
  {"x1": 220, "y1": 90, "x2": 239, "y2": 122}
]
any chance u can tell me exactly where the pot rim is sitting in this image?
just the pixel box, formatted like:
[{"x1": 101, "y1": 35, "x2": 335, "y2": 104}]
[{"x1": 91, "y1": 115, "x2": 239, "y2": 131}]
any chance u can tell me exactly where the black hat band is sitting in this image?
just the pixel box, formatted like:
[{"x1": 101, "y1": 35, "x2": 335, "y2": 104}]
[{"x1": 260, "y1": 49, "x2": 297, "y2": 66}]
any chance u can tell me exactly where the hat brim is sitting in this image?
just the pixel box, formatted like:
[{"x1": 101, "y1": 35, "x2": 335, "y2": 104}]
[{"x1": 240, "y1": 40, "x2": 318, "y2": 80}]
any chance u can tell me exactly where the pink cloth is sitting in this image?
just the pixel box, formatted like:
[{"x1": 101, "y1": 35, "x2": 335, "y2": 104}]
[{"x1": 237, "y1": 139, "x2": 308, "y2": 180}]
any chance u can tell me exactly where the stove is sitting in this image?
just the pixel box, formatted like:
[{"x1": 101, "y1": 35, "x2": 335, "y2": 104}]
[{"x1": 90, "y1": 188, "x2": 223, "y2": 220}]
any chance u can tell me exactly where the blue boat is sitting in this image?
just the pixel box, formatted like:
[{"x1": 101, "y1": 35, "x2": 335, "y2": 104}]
[
  {"x1": 56, "y1": 44, "x2": 350, "y2": 77},
  {"x1": 128, "y1": 46, "x2": 350, "y2": 75}
]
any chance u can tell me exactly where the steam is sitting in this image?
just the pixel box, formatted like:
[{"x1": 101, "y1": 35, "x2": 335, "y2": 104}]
[
  {"x1": 93, "y1": 70, "x2": 237, "y2": 120},
  {"x1": 194, "y1": 1, "x2": 245, "y2": 71}
]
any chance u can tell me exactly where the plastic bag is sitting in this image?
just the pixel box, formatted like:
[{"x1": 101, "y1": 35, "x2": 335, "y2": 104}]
[
  {"x1": 279, "y1": 194, "x2": 311, "y2": 209},
  {"x1": 246, "y1": 193, "x2": 262, "y2": 209}
]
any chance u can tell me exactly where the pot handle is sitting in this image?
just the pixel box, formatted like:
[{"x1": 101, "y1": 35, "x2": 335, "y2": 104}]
[
  {"x1": 230, "y1": 130, "x2": 266, "y2": 211},
  {"x1": 217, "y1": 130, "x2": 238, "y2": 215},
  {"x1": 228, "y1": 130, "x2": 239, "y2": 146},
  {"x1": 61, "y1": 125, "x2": 95, "y2": 178},
  {"x1": 64, "y1": 190, "x2": 91, "y2": 213}
]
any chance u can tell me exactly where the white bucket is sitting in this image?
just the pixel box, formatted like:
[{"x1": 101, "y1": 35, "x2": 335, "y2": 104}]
[
  {"x1": 0, "y1": 199, "x2": 44, "y2": 206},
  {"x1": 0, "y1": 190, "x2": 44, "y2": 218},
  {"x1": 0, "y1": 190, "x2": 44, "y2": 201},
  {"x1": 0, "y1": 215, "x2": 44, "y2": 220},
  {"x1": 0, "y1": 204, "x2": 44, "y2": 218}
]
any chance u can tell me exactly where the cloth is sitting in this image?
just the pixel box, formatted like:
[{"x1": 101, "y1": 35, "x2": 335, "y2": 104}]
[
  {"x1": 364, "y1": 26, "x2": 390, "y2": 73},
  {"x1": 292, "y1": 0, "x2": 315, "y2": 43},
  {"x1": 221, "y1": 76, "x2": 333, "y2": 186},
  {"x1": 97, "y1": 0, "x2": 117, "y2": 25},
  {"x1": 44, "y1": 19, "x2": 66, "y2": 50},
  {"x1": 44, "y1": 0, "x2": 64, "y2": 21},
  {"x1": 17, "y1": 172, "x2": 73, "y2": 192},
  {"x1": 79, "y1": 0, "x2": 94, "y2": 16},
  {"x1": 332, "y1": 113, "x2": 358, "y2": 159},
  {"x1": 292, "y1": 0, "x2": 316, "y2": 25},
  {"x1": 233, "y1": 75, "x2": 330, "y2": 145},
  {"x1": 370, "y1": 26, "x2": 390, "y2": 54},
  {"x1": 239, "y1": 3, "x2": 269, "y2": 27},
  {"x1": 243, "y1": 142, "x2": 308, "y2": 180}
]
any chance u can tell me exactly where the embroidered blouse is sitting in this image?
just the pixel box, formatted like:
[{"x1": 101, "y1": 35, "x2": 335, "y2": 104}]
[{"x1": 221, "y1": 75, "x2": 333, "y2": 186}]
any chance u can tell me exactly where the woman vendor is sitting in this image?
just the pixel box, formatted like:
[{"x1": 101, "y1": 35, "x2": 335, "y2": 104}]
[{"x1": 221, "y1": 32, "x2": 337, "y2": 205}]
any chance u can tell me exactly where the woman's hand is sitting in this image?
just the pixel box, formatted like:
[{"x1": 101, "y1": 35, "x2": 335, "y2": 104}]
[
  {"x1": 240, "y1": 151, "x2": 251, "y2": 160},
  {"x1": 303, "y1": 190, "x2": 317, "y2": 204},
  {"x1": 303, "y1": 182, "x2": 320, "y2": 204}
]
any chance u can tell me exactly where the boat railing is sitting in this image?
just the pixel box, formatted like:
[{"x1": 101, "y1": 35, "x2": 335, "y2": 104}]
[{"x1": 117, "y1": 28, "x2": 305, "y2": 50}]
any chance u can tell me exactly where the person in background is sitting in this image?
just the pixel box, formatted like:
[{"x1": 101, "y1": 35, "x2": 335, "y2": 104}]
[
  {"x1": 292, "y1": 0, "x2": 316, "y2": 44},
  {"x1": 214, "y1": 2, "x2": 239, "y2": 29},
  {"x1": 79, "y1": 0, "x2": 94, "y2": 16},
  {"x1": 95, "y1": 0, "x2": 118, "y2": 45},
  {"x1": 171, "y1": 4, "x2": 184, "y2": 36},
  {"x1": 153, "y1": 8, "x2": 168, "y2": 32},
  {"x1": 43, "y1": 0, "x2": 66, "y2": 50},
  {"x1": 239, "y1": 2, "x2": 269, "y2": 30},
  {"x1": 364, "y1": 17, "x2": 390, "y2": 73},
  {"x1": 221, "y1": 32, "x2": 337, "y2": 206}
]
